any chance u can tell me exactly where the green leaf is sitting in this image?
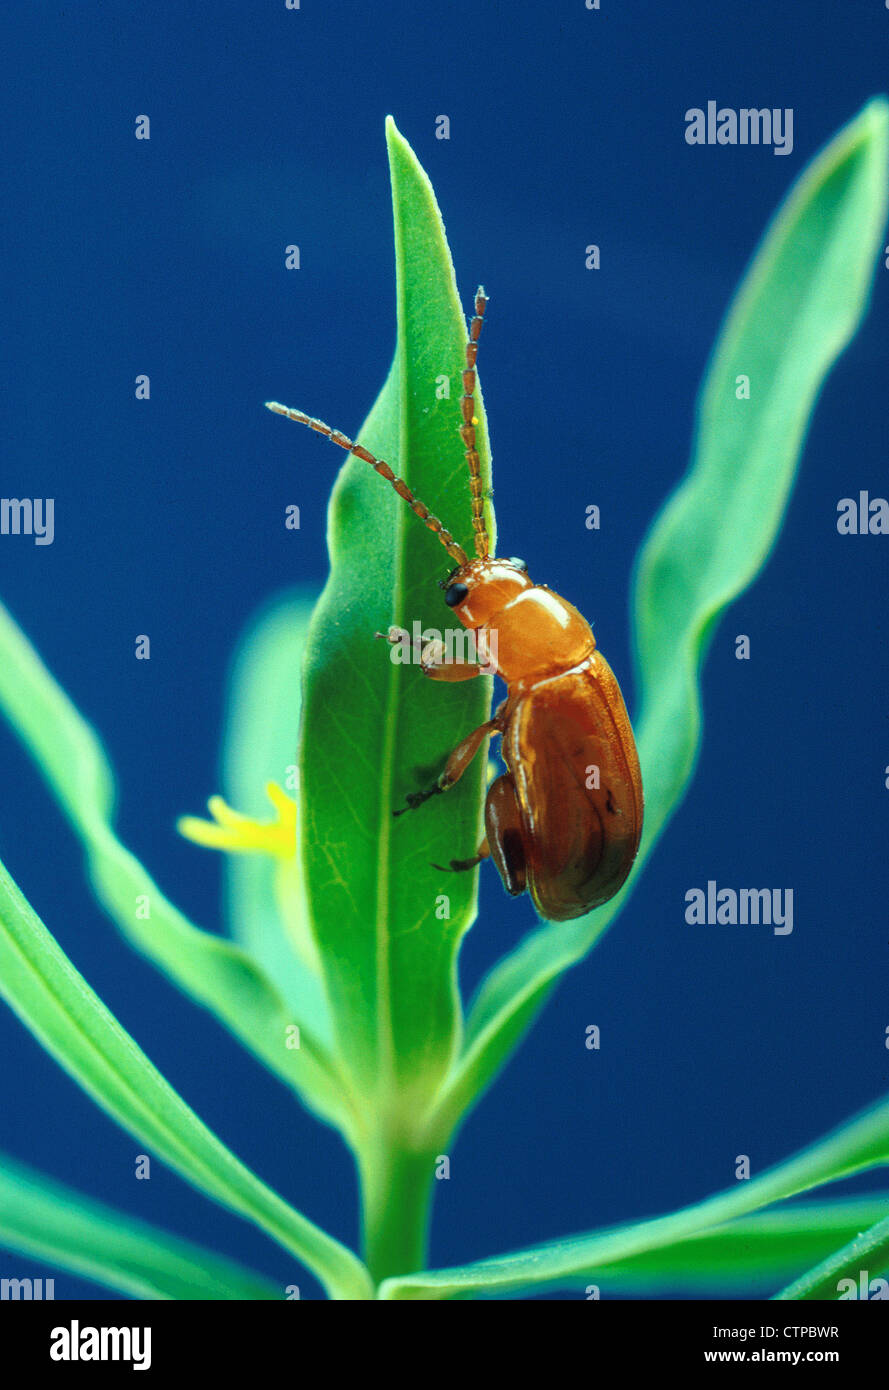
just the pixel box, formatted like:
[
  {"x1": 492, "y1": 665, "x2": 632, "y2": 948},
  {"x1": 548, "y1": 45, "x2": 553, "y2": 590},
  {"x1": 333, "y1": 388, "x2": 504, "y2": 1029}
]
[
  {"x1": 296, "y1": 117, "x2": 495, "y2": 1120},
  {"x1": 598, "y1": 1201, "x2": 889, "y2": 1295},
  {"x1": 382, "y1": 1199, "x2": 889, "y2": 1300},
  {"x1": 633, "y1": 94, "x2": 889, "y2": 851},
  {"x1": 774, "y1": 1212, "x2": 889, "y2": 1301},
  {"x1": 0, "y1": 854, "x2": 373, "y2": 1300},
  {"x1": 0, "y1": 1152, "x2": 280, "y2": 1300},
  {"x1": 0, "y1": 598, "x2": 356, "y2": 1141},
  {"x1": 381, "y1": 1093, "x2": 889, "y2": 1299},
  {"x1": 221, "y1": 587, "x2": 333, "y2": 1046},
  {"x1": 429, "y1": 97, "x2": 889, "y2": 1140}
]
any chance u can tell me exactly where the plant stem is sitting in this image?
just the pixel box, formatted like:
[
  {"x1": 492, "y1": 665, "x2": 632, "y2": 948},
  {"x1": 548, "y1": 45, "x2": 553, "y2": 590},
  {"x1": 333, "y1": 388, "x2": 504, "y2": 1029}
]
[{"x1": 358, "y1": 1137, "x2": 437, "y2": 1290}]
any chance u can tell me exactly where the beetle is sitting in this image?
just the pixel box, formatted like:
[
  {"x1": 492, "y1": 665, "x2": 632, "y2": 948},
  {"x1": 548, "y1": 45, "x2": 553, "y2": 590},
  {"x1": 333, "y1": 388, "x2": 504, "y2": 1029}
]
[{"x1": 266, "y1": 287, "x2": 643, "y2": 920}]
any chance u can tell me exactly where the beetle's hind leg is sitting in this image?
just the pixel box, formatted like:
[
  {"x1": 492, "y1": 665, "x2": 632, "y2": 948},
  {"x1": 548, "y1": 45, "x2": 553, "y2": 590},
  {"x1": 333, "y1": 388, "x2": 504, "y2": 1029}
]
[
  {"x1": 393, "y1": 716, "x2": 499, "y2": 817},
  {"x1": 484, "y1": 774, "x2": 527, "y2": 896},
  {"x1": 432, "y1": 839, "x2": 491, "y2": 873},
  {"x1": 431, "y1": 775, "x2": 528, "y2": 897}
]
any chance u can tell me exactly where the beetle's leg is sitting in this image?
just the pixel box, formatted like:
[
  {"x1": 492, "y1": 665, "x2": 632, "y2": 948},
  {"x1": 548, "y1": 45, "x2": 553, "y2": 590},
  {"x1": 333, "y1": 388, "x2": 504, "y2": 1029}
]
[
  {"x1": 432, "y1": 838, "x2": 490, "y2": 873},
  {"x1": 419, "y1": 634, "x2": 484, "y2": 683},
  {"x1": 431, "y1": 776, "x2": 527, "y2": 891},
  {"x1": 376, "y1": 626, "x2": 484, "y2": 683},
  {"x1": 393, "y1": 717, "x2": 499, "y2": 817},
  {"x1": 484, "y1": 774, "x2": 527, "y2": 896}
]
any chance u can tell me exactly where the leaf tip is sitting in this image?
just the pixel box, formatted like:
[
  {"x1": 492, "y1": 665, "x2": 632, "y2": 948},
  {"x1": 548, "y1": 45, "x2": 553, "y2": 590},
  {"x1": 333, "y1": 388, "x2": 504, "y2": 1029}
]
[
  {"x1": 832, "y1": 95, "x2": 889, "y2": 171},
  {"x1": 859, "y1": 94, "x2": 889, "y2": 163},
  {"x1": 384, "y1": 114, "x2": 405, "y2": 154},
  {"x1": 857, "y1": 93, "x2": 889, "y2": 131}
]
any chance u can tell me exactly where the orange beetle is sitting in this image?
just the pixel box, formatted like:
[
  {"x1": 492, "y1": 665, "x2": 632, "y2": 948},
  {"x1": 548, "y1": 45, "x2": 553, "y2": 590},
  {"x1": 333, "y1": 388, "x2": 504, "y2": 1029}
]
[{"x1": 266, "y1": 289, "x2": 643, "y2": 920}]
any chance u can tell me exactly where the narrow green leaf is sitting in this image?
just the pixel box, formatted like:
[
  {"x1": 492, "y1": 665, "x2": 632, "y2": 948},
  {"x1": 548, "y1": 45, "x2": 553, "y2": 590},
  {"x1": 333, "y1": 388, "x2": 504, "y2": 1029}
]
[
  {"x1": 633, "y1": 94, "x2": 889, "y2": 851},
  {"x1": 0, "y1": 855, "x2": 373, "y2": 1300},
  {"x1": 0, "y1": 1152, "x2": 280, "y2": 1300},
  {"x1": 221, "y1": 588, "x2": 333, "y2": 1046},
  {"x1": 296, "y1": 117, "x2": 495, "y2": 1117},
  {"x1": 383, "y1": 1199, "x2": 889, "y2": 1300},
  {"x1": 381, "y1": 1093, "x2": 889, "y2": 1298},
  {"x1": 430, "y1": 97, "x2": 889, "y2": 1139},
  {"x1": 774, "y1": 1212, "x2": 889, "y2": 1301},
  {"x1": 599, "y1": 1200, "x2": 889, "y2": 1296},
  {"x1": 0, "y1": 598, "x2": 355, "y2": 1140}
]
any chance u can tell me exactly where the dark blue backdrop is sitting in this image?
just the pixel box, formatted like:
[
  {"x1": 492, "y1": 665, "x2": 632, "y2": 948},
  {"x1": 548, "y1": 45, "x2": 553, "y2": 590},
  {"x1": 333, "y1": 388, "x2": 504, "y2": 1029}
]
[{"x1": 1, "y1": 1, "x2": 887, "y2": 1300}]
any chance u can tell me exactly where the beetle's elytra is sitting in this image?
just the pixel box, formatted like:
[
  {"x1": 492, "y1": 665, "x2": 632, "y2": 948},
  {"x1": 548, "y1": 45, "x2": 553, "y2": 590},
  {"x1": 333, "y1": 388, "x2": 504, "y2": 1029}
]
[{"x1": 266, "y1": 288, "x2": 643, "y2": 920}]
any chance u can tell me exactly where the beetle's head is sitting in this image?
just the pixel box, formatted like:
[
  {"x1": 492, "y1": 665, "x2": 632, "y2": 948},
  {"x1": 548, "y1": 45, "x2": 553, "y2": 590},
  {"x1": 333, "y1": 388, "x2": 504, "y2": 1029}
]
[{"x1": 440, "y1": 556, "x2": 532, "y2": 628}]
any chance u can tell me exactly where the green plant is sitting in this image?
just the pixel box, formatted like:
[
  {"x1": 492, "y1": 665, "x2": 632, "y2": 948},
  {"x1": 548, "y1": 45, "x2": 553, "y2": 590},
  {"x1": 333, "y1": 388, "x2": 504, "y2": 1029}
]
[{"x1": 1, "y1": 105, "x2": 888, "y2": 1300}]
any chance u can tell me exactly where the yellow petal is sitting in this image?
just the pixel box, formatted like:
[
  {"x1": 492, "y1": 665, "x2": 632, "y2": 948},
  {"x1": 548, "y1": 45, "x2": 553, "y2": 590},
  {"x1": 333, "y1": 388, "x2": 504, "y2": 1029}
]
[{"x1": 178, "y1": 782, "x2": 297, "y2": 860}]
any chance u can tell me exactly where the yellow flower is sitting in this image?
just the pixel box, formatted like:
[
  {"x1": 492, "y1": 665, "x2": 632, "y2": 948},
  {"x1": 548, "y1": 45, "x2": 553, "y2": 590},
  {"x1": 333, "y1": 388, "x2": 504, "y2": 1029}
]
[{"x1": 178, "y1": 781, "x2": 296, "y2": 860}]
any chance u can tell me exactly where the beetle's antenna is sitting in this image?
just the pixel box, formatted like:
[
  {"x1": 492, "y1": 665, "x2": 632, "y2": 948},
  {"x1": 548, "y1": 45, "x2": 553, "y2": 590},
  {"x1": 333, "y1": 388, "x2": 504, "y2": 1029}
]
[
  {"x1": 264, "y1": 403, "x2": 470, "y2": 567},
  {"x1": 460, "y1": 286, "x2": 490, "y2": 559}
]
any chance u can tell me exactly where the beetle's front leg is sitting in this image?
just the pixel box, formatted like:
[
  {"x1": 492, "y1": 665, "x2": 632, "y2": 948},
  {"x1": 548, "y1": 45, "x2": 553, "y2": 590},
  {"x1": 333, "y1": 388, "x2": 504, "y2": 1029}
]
[
  {"x1": 376, "y1": 626, "x2": 484, "y2": 682},
  {"x1": 393, "y1": 716, "x2": 499, "y2": 817}
]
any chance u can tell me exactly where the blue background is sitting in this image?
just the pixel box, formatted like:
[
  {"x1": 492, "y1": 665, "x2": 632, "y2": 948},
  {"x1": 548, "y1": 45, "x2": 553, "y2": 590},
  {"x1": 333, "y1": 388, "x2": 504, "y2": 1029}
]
[{"x1": 1, "y1": 0, "x2": 887, "y2": 1300}]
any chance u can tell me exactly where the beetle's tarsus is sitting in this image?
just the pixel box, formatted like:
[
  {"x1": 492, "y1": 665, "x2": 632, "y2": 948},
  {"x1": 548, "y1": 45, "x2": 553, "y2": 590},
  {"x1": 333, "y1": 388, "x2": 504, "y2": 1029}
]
[
  {"x1": 432, "y1": 854, "x2": 484, "y2": 873},
  {"x1": 393, "y1": 783, "x2": 443, "y2": 817}
]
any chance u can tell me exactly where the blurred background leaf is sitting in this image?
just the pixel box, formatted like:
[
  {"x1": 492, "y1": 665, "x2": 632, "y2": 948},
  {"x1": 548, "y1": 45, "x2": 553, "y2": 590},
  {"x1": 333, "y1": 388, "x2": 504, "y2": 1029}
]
[
  {"x1": 0, "y1": 1152, "x2": 280, "y2": 1300},
  {"x1": 0, "y1": 599, "x2": 351, "y2": 1137}
]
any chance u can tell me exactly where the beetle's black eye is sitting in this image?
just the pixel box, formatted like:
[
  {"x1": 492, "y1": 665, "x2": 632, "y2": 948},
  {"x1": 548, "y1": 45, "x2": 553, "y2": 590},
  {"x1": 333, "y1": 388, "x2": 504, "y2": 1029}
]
[
  {"x1": 445, "y1": 582, "x2": 469, "y2": 608},
  {"x1": 509, "y1": 556, "x2": 527, "y2": 572}
]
